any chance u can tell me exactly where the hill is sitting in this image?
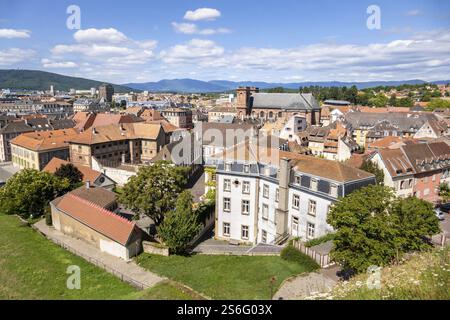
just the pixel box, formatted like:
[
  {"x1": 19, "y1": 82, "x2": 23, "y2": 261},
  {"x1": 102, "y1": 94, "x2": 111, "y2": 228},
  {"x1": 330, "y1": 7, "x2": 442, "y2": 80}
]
[
  {"x1": 313, "y1": 246, "x2": 449, "y2": 300},
  {"x1": 123, "y1": 78, "x2": 450, "y2": 93},
  {"x1": 0, "y1": 70, "x2": 136, "y2": 93}
]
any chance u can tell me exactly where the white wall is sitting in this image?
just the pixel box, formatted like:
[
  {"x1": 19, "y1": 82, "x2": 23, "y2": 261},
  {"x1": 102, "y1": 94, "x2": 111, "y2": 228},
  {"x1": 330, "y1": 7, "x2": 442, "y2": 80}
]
[{"x1": 216, "y1": 174, "x2": 257, "y2": 243}]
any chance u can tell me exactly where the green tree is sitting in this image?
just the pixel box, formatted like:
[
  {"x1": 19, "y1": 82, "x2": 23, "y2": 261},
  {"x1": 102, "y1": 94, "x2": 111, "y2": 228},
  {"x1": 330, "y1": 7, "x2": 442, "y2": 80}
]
[
  {"x1": 360, "y1": 160, "x2": 384, "y2": 185},
  {"x1": 427, "y1": 98, "x2": 450, "y2": 111},
  {"x1": 439, "y1": 183, "x2": 450, "y2": 203},
  {"x1": 118, "y1": 161, "x2": 189, "y2": 225},
  {"x1": 389, "y1": 94, "x2": 397, "y2": 106},
  {"x1": 0, "y1": 169, "x2": 70, "y2": 219},
  {"x1": 157, "y1": 191, "x2": 202, "y2": 254},
  {"x1": 391, "y1": 197, "x2": 440, "y2": 253},
  {"x1": 54, "y1": 163, "x2": 83, "y2": 189},
  {"x1": 327, "y1": 185, "x2": 439, "y2": 273}
]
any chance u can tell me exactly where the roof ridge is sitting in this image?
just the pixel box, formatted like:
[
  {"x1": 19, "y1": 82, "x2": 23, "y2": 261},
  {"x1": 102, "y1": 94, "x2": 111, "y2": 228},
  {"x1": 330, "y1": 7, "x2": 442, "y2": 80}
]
[{"x1": 66, "y1": 193, "x2": 134, "y2": 226}]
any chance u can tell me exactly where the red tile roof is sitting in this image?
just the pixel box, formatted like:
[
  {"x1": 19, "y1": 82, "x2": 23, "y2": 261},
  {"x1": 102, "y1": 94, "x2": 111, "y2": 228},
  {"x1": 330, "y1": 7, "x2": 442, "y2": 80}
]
[
  {"x1": 43, "y1": 158, "x2": 102, "y2": 183},
  {"x1": 56, "y1": 193, "x2": 136, "y2": 246}
]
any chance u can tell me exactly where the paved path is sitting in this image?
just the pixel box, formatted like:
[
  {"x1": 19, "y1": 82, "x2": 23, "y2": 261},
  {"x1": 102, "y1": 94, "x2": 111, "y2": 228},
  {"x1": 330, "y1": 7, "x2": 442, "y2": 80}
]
[
  {"x1": 273, "y1": 266, "x2": 339, "y2": 300},
  {"x1": 34, "y1": 220, "x2": 164, "y2": 290},
  {"x1": 192, "y1": 236, "x2": 284, "y2": 255}
]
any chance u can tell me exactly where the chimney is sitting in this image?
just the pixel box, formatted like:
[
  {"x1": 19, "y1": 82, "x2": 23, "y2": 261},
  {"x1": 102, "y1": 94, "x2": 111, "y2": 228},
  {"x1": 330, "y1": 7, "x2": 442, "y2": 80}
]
[
  {"x1": 85, "y1": 181, "x2": 90, "y2": 189},
  {"x1": 275, "y1": 157, "x2": 291, "y2": 237}
]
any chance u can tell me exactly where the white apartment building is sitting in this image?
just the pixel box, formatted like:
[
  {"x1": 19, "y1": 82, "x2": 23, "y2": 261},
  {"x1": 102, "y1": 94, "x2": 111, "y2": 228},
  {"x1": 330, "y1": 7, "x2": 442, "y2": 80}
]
[{"x1": 211, "y1": 141, "x2": 376, "y2": 245}]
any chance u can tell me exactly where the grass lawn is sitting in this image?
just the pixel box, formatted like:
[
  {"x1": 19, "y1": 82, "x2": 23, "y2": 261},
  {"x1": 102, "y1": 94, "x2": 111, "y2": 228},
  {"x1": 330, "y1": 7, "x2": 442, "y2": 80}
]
[
  {"x1": 129, "y1": 280, "x2": 206, "y2": 300},
  {"x1": 0, "y1": 214, "x2": 137, "y2": 299},
  {"x1": 136, "y1": 253, "x2": 318, "y2": 299}
]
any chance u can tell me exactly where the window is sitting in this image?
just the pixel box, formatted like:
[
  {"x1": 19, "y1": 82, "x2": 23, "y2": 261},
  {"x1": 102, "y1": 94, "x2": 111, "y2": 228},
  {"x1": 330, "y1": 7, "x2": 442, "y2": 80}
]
[
  {"x1": 242, "y1": 181, "x2": 250, "y2": 194},
  {"x1": 261, "y1": 203, "x2": 269, "y2": 220},
  {"x1": 261, "y1": 230, "x2": 267, "y2": 244},
  {"x1": 308, "y1": 200, "x2": 316, "y2": 216},
  {"x1": 311, "y1": 179, "x2": 318, "y2": 191},
  {"x1": 294, "y1": 175, "x2": 301, "y2": 184},
  {"x1": 224, "y1": 179, "x2": 231, "y2": 192},
  {"x1": 243, "y1": 164, "x2": 250, "y2": 173},
  {"x1": 307, "y1": 222, "x2": 315, "y2": 238},
  {"x1": 275, "y1": 188, "x2": 279, "y2": 202},
  {"x1": 292, "y1": 194, "x2": 300, "y2": 209},
  {"x1": 292, "y1": 216, "x2": 299, "y2": 236},
  {"x1": 241, "y1": 225, "x2": 249, "y2": 240},
  {"x1": 263, "y1": 184, "x2": 269, "y2": 198},
  {"x1": 242, "y1": 200, "x2": 250, "y2": 215},
  {"x1": 223, "y1": 197, "x2": 231, "y2": 212},
  {"x1": 223, "y1": 223, "x2": 230, "y2": 236}
]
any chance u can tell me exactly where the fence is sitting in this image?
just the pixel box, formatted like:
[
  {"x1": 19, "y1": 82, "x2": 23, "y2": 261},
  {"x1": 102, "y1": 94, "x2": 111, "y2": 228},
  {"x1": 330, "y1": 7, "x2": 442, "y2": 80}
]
[
  {"x1": 292, "y1": 240, "x2": 334, "y2": 268},
  {"x1": 46, "y1": 234, "x2": 148, "y2": 290}
]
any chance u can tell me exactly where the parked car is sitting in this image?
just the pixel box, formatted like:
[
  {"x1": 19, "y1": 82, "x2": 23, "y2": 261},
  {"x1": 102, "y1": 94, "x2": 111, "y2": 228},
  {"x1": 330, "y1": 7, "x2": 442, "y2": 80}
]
[
  {"x1": 434, "y1": 208, "x2": 446, "y2": 221},
  {"x1": 440, "y1": 203, "x2": 450, "y2": 213}
]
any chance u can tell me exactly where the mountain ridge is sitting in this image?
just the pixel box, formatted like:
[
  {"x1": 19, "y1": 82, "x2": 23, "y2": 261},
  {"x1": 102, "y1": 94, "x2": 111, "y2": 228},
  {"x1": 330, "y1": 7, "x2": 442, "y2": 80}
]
[
  {"x1": 124, "y1": 78, "x2": 450, "y2": 93},
  {"x1": 0, "y1": 70, "x2": 448, "y2": 93},
  {"x1": 0, "y1": 69, "x2": 136, "y2": 93}
]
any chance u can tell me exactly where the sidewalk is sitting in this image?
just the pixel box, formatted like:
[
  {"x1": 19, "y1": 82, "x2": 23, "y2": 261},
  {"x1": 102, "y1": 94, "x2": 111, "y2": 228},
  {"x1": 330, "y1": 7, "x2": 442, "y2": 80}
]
[
  {"x1": 34, "y1": 219, "x2": 165, "y2": 290},
  {"x1": 273, "y1": 266, "x2": 340, "y2": 300}
]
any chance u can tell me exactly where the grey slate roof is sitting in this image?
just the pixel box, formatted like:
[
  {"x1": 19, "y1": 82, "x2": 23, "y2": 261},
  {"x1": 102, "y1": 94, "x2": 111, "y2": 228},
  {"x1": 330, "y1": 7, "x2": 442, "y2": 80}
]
[
  {"x1": 344, "y1": 112, "x2": 436, "y2": 133},
  {"x1": 251, "y1": 93, "x2": 320, "y2": 110},
  {"x1": 0, "y1": 121, "x2": 34, "y2": 134}
]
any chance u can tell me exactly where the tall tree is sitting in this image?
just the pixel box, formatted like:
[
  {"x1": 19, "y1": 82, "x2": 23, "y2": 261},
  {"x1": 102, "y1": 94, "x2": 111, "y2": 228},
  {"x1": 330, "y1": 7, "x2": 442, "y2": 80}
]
[
  {"x1": 360, "y1": 160, "x2": 384, "y2": 185},
  {"x1": 0, "y1": 169, "x2": 70, "y2": 218},
  {"x1": 328, "y1": 185, "x2": 440, "y2": 274},
  {"x1": 156, "y1": 190, "x2": 202, "y2": 254},
  {"x1": 54, "y1": 163, "x2": 83, "y2": 188},
  {"x1": 118, "y1": 161, "x2": 189, "y2": 225}
]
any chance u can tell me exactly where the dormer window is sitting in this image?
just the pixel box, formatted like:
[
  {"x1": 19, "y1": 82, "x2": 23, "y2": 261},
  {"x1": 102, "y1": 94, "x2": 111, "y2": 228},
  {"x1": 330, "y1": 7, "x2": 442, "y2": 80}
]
[
  {"x1": 225, "y1": 163, "x2": 231, "y2": 171},
  {"x1": 311, "y1": 178, "x2": 318, "y2": 191},
  {"x1": 294, "y1": 175, "x2": 301, "y2": 185},
  {"x1": 243, "y1": 164, "x2": 250, "y2": 173},
  {"x1": 330, "y1": 184, "x2": 338, "y2": 197}
]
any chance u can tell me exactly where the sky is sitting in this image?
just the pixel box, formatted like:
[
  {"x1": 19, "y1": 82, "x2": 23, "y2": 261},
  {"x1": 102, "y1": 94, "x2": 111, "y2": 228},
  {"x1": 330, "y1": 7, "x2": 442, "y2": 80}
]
[{"x1": 0, "y1": 0, "x2": 449, "y2": 84}]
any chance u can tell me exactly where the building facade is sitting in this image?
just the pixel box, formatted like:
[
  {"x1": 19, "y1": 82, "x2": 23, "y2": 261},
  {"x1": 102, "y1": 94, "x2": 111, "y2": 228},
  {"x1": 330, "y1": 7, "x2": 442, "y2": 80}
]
[{"x1": 212, "y1": 142, "x2": 375, "y2": 245}]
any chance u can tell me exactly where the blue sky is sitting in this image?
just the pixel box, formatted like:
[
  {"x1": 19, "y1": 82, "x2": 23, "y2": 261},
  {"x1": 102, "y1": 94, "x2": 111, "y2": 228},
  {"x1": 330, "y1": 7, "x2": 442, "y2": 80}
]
[{"x1": 1, "y1": 0, "x2": 449, "y2": 83}]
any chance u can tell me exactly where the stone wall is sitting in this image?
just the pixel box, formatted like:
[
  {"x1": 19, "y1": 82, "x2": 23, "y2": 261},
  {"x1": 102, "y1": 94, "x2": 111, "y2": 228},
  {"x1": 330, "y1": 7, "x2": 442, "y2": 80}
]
[{"x1": 142, "y1": 241, "x2": 169, "y2": 256}]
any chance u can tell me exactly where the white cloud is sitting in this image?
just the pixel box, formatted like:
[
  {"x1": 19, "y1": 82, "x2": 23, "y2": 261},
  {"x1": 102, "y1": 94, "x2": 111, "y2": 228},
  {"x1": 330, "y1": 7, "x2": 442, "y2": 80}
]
[
  {"x1": 406, "y1": 9, "x2": 421, "y2": 16},
  {"x1": 41, "y1": 58, "x2": 77, "y2": 68},
  {"x1": 184, "y1": 8, "x2": 221, "y2": 21},
  {"x1": 160, "y1": 39, "x2": 225, "y2": 65},
  {"x1": 0, "y1": 48, "x2": 35, "y2": 65},
  {"x1": 73, "y1": 28, "x2": 128, "y2": 43},
  {"x1": 0, "y1": 28, "x2": 31, "y2": 39},
  {"x1": 172, "y1": 22, "x2": 230, "y2": 35}
]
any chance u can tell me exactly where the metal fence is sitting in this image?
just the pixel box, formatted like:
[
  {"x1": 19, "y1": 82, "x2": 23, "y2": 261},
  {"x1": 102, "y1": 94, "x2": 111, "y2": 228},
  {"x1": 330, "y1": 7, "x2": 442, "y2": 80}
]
[
  {"x1": 47, "y1": 235, "x2": 148, "y2": 290},
  {"x1": 292, "y1": 240, "x2": 335, "y2": 268}
]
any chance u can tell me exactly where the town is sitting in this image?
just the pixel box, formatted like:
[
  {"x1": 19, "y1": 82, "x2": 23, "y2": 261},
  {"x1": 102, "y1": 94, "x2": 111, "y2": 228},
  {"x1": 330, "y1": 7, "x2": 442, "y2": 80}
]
[{"x1": 0, "y1": 0, "x2": 449, "y2": 304}]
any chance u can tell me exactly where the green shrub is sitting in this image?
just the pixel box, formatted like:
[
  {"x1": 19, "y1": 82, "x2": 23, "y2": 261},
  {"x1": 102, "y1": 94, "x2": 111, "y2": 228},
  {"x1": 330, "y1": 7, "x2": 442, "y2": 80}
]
[
  {"x1": 305, "y1": 233, "x2": 335, "y2": 247},
  {"x1": 45, "y1": 207, "x2": 52, "y2": 226},
  {"x1": 280, "y1": 245, "x2": 320, "y2": 270}
]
